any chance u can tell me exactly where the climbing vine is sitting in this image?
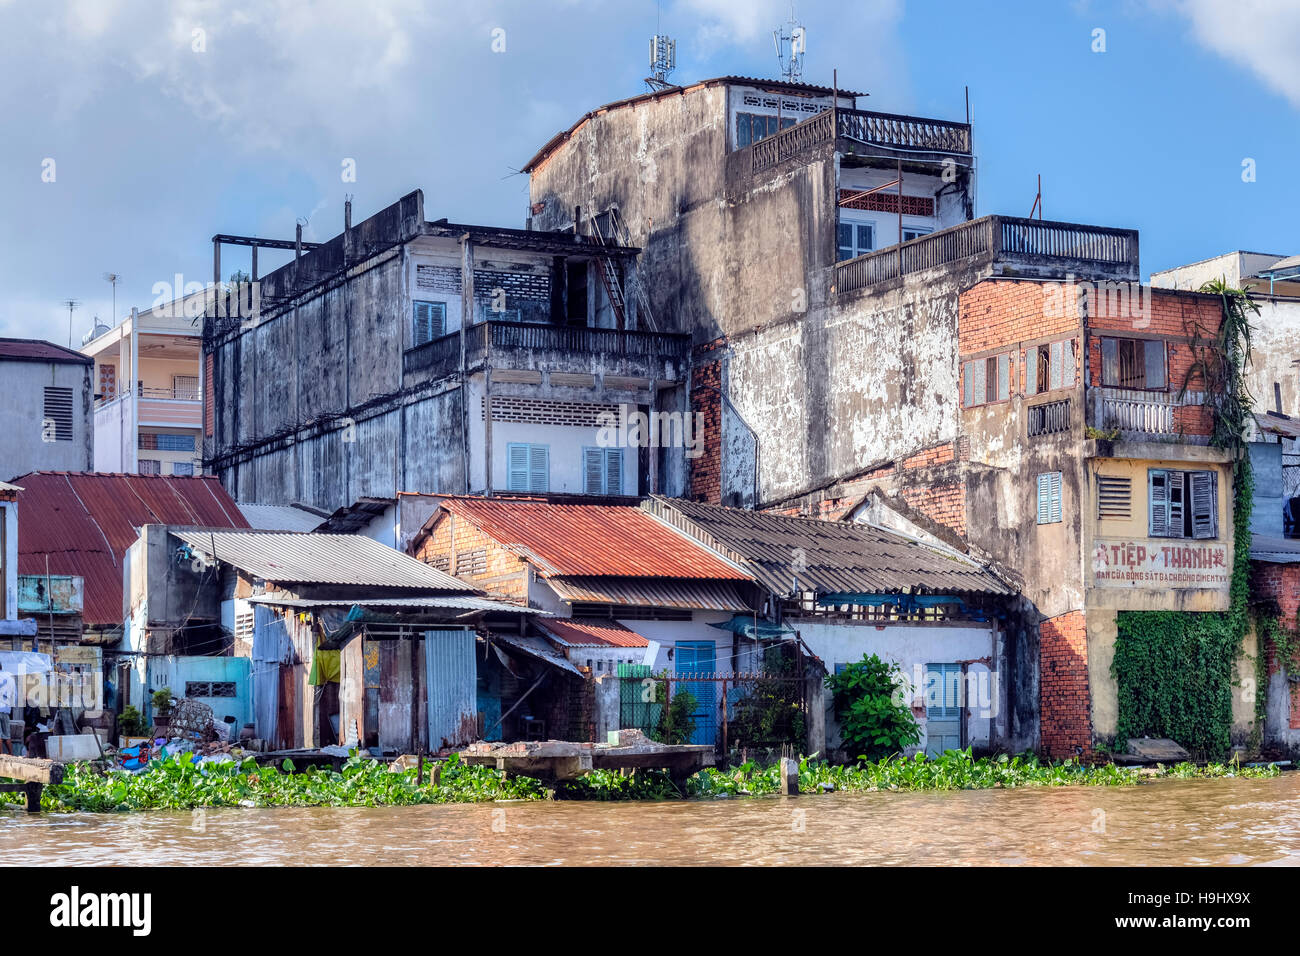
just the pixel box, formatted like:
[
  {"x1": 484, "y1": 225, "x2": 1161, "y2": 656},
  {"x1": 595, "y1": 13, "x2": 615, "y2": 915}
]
[{"x1": 1112, "y1": 282, "x2": 1260, "y2": 759}]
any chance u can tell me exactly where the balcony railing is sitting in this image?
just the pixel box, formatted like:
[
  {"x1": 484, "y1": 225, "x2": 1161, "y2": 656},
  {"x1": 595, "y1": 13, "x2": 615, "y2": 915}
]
[
  {"x1": 833, "y1": 215, "x2": 1140, "y2": 296},
  {"x1": 750, "y1": 107, "x2": 971, "y2": 174},
  {"x1": 1027, "y1": 399, "x2": 1071, "y2": 437},
  {"x1": 139, "y1": 385, "x2": 200, "y2": 401},
  {"x1": 1091, "y1": 387, "x2": 1177, "y2": 435},
  {"x1": 403, "y1": 320, "x2": 691, "y2": 378}
]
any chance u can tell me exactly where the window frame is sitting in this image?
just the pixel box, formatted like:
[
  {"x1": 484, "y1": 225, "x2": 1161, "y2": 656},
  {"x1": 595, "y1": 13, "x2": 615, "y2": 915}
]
[
  {"x1": 1025, "y1": 337, "x2": 1076, "y2": 396},
  {"x1": 506, "y1": 442, "x2": 549, "y2": 493},
  {"x1": 412, "y1": 300, "x2": 448, "y2": 347},
  {"x1": 1101, "y1": 336, "x2": 1167, "y2": 391},
  {"x1": 581, "y1": 446, "x2": 624, "y2": 495},
  {"x1": 1148, "y1": 468, "x2": 1218, "y2": 539},
  {"x1": 962, "y1": 352, "x2": 1012, "y2": 408},
  {"x1": 837, "y1": 217, "x2": 876, "y2": 262},
  {"x1": 901, "y1": 225, "x2": 933, "y2": 242}
]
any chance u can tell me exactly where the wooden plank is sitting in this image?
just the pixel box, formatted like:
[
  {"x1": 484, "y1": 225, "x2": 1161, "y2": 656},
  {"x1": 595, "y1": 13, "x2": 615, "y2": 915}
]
[{"x1": 0, "y1": 754, "x2": 65, "y2": 786}]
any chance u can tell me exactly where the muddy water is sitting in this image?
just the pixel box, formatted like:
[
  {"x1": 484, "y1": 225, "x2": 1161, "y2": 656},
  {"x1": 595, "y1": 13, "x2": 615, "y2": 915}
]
[{"x1": 4, "y1": 775, "x2": 1300, "y2": 866}]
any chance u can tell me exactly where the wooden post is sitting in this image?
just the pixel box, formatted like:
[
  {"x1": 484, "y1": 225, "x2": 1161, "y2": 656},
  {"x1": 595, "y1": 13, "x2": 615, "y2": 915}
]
[
  {"x1": 721, "y1": 676, "x2": 728, "y2": 757},
  {"x1": 779, "y1": 756, "x2": 799, "y2": 795}
]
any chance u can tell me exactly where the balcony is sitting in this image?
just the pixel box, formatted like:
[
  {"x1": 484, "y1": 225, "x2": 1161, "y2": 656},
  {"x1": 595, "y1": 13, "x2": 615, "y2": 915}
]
[
  {"x1": 93, "y1": 387, "x2": 203, "y2": 429},
  {"x1": 750, "y1": 108, "x2": 971, "y2": 174},
  {"x1": 833, "y1": 215, "x2": 1140, "y2": 296},
  {"x1": 402, "y1": 320, "x2": 692, "y2": 382},
  {"x1": 1086, "y1": 387, "x2": 1201, "y2": 443},
  {"x1": 1027, "y1": 398, "x2": 1072, "y2": 438}
]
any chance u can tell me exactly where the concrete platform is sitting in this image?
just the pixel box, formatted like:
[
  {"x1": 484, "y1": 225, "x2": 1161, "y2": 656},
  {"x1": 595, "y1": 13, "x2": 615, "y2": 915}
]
[{"x1": 461, "y1": 731, "x2": 715, "y2": 784}]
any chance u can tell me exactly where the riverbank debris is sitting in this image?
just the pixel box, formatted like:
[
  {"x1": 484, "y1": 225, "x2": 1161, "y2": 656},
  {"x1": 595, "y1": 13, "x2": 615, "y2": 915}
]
[{"x1": 462, "y1": 729, "x2": 714, "y2": 785}]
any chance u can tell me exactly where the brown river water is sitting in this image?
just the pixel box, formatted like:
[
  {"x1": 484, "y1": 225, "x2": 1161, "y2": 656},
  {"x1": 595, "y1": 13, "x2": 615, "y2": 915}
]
[{"x1": 4, "y1": 775, "x2": 1300, "y2": 866}]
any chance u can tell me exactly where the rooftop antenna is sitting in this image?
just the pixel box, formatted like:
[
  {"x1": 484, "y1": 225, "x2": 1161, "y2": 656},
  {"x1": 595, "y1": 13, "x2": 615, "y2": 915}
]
[
  {"x1": 62, "y1": 298, "x2": 80, "y2": 348},
  {"x1": 646, "y1": 2, "x2": 676, "y2": 93},
  {"x1": 102, "y1": 272, "x2": 121, "y2": 326},
  {"x1": 774, "y1": 3, "x2": 806, "y2": 83}
]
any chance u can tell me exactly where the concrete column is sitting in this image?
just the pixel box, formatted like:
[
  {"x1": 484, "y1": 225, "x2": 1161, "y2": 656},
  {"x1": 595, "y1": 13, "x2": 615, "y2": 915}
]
[{"x1": 805, "y1": 671, "x2": 826, "y2": 757}]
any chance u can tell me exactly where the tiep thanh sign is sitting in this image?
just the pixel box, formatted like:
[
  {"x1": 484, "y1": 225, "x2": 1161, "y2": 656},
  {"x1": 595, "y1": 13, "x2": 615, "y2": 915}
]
[{"x1": 1092, "y1": 538, "x2": 1230, "y2": 590}]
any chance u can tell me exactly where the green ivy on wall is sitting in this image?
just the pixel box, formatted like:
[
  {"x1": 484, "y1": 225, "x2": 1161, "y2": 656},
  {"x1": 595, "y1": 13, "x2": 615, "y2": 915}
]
[{"x1": 1112, "y1": 282, "x2": 1260, "y2": 759}]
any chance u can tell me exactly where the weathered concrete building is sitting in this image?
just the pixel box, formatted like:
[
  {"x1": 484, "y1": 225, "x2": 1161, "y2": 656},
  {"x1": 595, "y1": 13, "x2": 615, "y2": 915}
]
[
  {"x1": 525, "y1": 74, "x2": 1251, "y2": 756},
  {"x1": 0, "y1": 338, "x2": 94, "y2": 479},
  {"x1": 204, "y1": 191, "x2": 692, "y2": 512}
]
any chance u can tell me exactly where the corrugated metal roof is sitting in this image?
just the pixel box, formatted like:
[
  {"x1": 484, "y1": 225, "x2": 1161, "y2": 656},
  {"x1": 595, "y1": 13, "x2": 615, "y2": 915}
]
[
  {"x1": 644, "y1": 497, "x2": 1013, "y2": 597},
  {"x1": 432, "y1": 496, "x2": 750, "y2": 580},
  {"x1": 537, "y1": 618, "x2": 649, "y2": 648},
  {"x1": 489, "y1": 632, "x2": 585, "y2": 675},
  {"x1": 173, "y1": 530, "x2": 470, "y2": 590},
  {"x1": 0, "y1": 337, "x2": 93, "y2": 364},
  {"x1": 546, "y1": 576, "x2": 754, "y2": 612},
  {"x1": 14, "y1": 471, "x2": 249, "y2": 626},
  {"x1": 1250, "y1": 534, "x2": 1300, "y2": 564},
  {"x1": 237, "y1": 503, "x2": 328, "y2": 533},
  {"x1": 244, "y1": 595, "x2": 536, "y2": 613},
  {"x1": 1254, "y1": 413, "x2": 1300, "y2": 440}
]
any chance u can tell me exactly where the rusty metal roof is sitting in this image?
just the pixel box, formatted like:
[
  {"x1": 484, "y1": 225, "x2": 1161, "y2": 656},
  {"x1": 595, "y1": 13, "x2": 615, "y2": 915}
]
[
  {"x1": 172, "y1": 530, "x2": 471, "y2": 591},
  {"x1": 644, "y1": 497, "x2": 1014, "y2": 598},
  {"x1": 537, "y1": 618, "x2": 649, "y2": 648},
  {"x1": 430, "y1": 496, "x2": 750, "y2": 580},
  {"x1": 546, "y1": 577, "x2": 754, "y2": 612},
  {"x1": 13, "y1": 472, "x2": 248, "y2": 627},
  {"x1": 0, "y1": 337, "x2": 93, "y2": 365}
]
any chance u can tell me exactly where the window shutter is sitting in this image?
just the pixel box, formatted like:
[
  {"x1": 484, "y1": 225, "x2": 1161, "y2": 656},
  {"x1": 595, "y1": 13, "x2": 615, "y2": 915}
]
[
  {"x1": 42, "y1": 386, "x2": 74, "y2": 441},
  {"x1": 1062, "y1": 339, "x2": 1075, "y2": 387},
  {"x1": 1145, "y1": 340, "x2": 1166, "y2": 389},
  {"x1": 1049, "y1": 472, "x2": 1062, "y2": 523},
  {"x1": 582, "y1": 448, "x2": 603, "y2": 493},
  {"x1": 1149, "y1": 469, "x2": 1169, "y2": 536},
  {"x1": 1037, "y1": 474, "x2": 1051, "y2": 524},
  {"x1": 963, "y1": 362, "x2": 974, "y2": 407},
  {"x1": 1102, "y1": 337, "x2": 1118, "y2": 386},
  {"x1": 1168, "y1": 470, "x2": 1185, "y2": 535},
  {"x1": 1025, "y1": 348, "x2": 1038, "y2": 396},
  {"x1": 507, "y1": 443, "x2": 530, "y2": 491},
  {"x1": 528, "y1": 444, "x2": 549, "y2": 492},
  {"x1": 1049, "y1": 341, "x2": 1064, "y2": 391},
  {"x1": 1190, "y1": 471, "x2": 1218, "y2": 539},
  {"x1": 1097, "y1": 475, "x2": 1132, "y2": 518},
  {"x1": 413, "y1": 302, "x2": 431, "y2": 345},
  {"x1": 997, "y1": 354, "x2": 1010, "y2": 401},
  {"x1": 604, "y1": 449, "x2": 623, "y2": 496},
  {"x1": 430, "y1": 303, "x2": 445, "y2": 337}
]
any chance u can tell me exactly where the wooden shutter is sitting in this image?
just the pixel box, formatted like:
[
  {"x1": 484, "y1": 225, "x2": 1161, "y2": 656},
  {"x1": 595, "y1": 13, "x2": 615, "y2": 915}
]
[
  {"x1": 507, "y1": 443, "x2": 530, "y2": 491},
  {"x1": 582, "y1": 448, "x2": 604, "y2": 493},
  {"x1": 604, "y1": 449, "x2": 623, "y2": 495},
  {"x1": 1150, "y1": 469, "x2": 1185, "y2": 537},
  {"x1": 1062, "y1": 339, "x2": 1075, "y2": 387},
  {"x1": 1025, "y1": 348, "x2": 1038, "y2": 396},
  {"x1": 997, "y1": 354, "x2": 1010, "y2": 401},
  {"x1": 1190, "y1": 471, "x2": 1218, "y2": 539},
  {"x1": 528, "y1": 444, "x2": 549, "y2": 492},
  {"x1": 1037, "y1": 473, "x2": 1061, "y2": 524}
]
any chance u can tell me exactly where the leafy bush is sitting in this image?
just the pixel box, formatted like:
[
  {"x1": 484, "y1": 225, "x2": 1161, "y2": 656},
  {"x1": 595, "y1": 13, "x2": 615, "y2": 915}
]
[
  {"x1": 652, "y1": 686, "x2": 697, "y2": 745},
  {"x1": 118, "y1": 706, "x2": 145, "y2": 737},
  {"x1": 825, "y1": 653, "x2": 920, "y2": 760}
]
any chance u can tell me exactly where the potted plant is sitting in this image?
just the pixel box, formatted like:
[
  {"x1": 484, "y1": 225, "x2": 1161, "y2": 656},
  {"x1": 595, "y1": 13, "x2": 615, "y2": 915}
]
[
  {"x1": 118, "y1": 705, "x2": 149, "y2": 748},
  {"x1": 151, "y1": 687, "x2": 175, "y2": 731}
]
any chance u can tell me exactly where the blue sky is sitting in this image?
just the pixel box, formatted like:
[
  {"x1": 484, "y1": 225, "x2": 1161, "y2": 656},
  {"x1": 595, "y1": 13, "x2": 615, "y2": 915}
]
[{"x1": 2, "y1": 0, "x2": 1297, "y2": 346}]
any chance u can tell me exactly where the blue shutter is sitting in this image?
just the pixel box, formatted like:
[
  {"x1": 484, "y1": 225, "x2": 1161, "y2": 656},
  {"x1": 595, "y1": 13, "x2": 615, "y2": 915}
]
[
  {"x1": 1037, "y1": 472, "x2": 1061, "y2": 524},
  {"x1": 582, "y1": 447, "x2": 603, "y2": 493},
  {"x1": 604, "y1": 448, "x2": 623, "y2": 495},
  {"x1": 528, "y1": 444, "x2": 549, "y2": 492},
  {"x1": 1149, "y1": 469, "x2": 1169, "y2": 536},
  {"x1": 1190, "y1": 471, "x2": 1217, "y2": 539},
  {"x1": 507, "y1": 443, "x2": 530, "y2": 491}
]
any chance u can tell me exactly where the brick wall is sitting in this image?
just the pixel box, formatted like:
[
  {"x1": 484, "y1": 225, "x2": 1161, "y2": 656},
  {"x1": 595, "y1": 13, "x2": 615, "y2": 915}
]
[
  {"x1": 1039, "y1": 609, "x2": 1093, "y2": 757},
  {"x1": 958, "y1": 279, "x2": 1081, "y2": 357},
  {"x1": 1251, "y1": 562, "x2": 1300, "y2": 728},
  {"x1": 689, "y1": 338, "x2": 726, "y2": 504},
  {"x1": 412, "y1": 511, "x2": 529, "y2": 601}
]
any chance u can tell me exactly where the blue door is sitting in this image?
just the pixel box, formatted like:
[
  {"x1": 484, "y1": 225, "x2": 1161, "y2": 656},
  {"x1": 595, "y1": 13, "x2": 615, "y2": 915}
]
[{"x1": 674, "y1": 641, "x2": 716, "y2": 746}]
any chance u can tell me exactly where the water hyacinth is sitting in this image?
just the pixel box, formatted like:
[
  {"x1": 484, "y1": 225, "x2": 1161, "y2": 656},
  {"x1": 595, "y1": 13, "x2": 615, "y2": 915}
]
[{"x1": 0, "y1": 747, "x2": 1282, "y2": 813}]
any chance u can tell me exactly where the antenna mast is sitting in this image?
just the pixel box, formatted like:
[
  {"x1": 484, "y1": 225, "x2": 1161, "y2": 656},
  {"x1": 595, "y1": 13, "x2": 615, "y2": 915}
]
[
  {"x1": 646, "y1": 33, "x2": 676, "y2": 91},
  {"x1": 774, "y1": 4, "x2": 806, "y2": 82},
  {"x1": 62, "y1": 298, "x2": 80, "y2": 348}
]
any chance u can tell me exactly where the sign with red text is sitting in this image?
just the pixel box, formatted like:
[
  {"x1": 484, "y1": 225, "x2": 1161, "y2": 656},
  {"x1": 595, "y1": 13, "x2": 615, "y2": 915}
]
[{"x1": 1091, "y1": 538, "x2": 1230, "y2": 590}]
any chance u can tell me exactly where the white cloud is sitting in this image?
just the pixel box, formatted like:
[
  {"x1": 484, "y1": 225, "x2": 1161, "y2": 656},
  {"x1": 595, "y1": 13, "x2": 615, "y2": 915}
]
[{"x1": 1170, "y1": 0, "x2": 1300, "y2": 109}]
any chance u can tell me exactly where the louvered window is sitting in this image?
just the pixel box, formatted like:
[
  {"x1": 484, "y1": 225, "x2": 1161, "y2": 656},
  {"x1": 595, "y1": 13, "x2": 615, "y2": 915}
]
[
  {"x1": 582, "y1": 447, "x2": 624, "y2": 495},
  {"x1": 1097, "y1": 475, "x2": 1132, "y2": 518},
  {"x1": 42, "y1": 386, "x2": 73, "y2": 441},
  {"x1": 506, "y1": 443, "x2": 548, "y2": 492},
  {"x1": 1036, "y1": 472, "x2": 1062, "y2": 524},
  {"x1": 1149, "y1": 469, "x2": 1216, "y2": 539},
  {"x1": 412, "y1": 300, "x2": 447, "y2": 346}
]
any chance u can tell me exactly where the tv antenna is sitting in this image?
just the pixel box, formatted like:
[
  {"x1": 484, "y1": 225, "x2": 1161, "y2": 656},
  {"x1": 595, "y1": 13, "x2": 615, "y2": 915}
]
[
  {"x1": 774, "y1": 4, "x2": 806, "y2": 82},
  {"x1": 102, "y1": 272, "x2": 121, "y2": 325},
  {"x1": 61, "y1": 298, "x2": 80, "y2": 348}
]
